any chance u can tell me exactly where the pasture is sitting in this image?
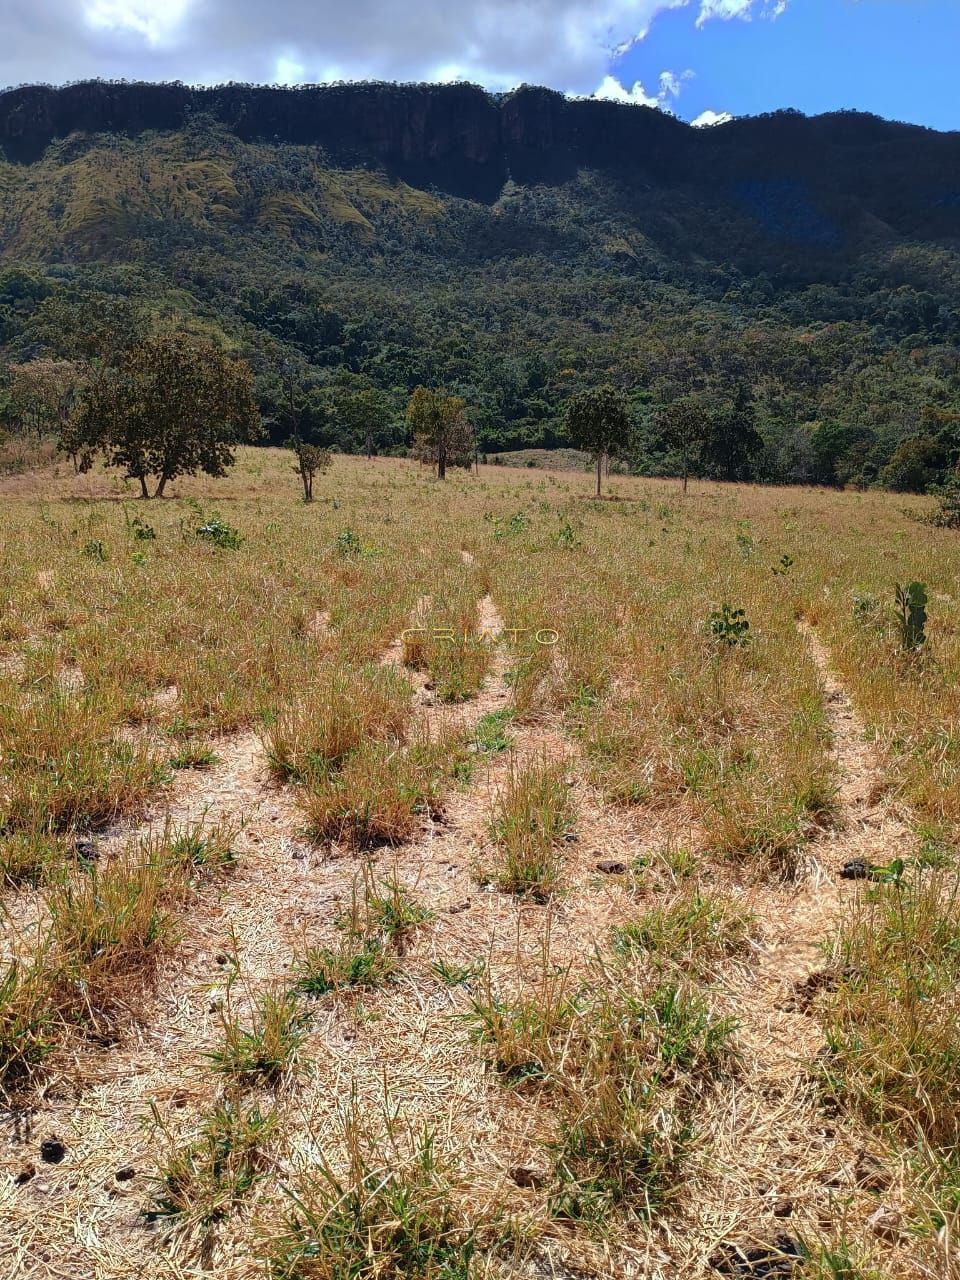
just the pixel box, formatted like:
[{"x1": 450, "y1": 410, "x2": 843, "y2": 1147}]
[{"x1": 1, "y1": 451, "x2": 958, "y2": 1280}]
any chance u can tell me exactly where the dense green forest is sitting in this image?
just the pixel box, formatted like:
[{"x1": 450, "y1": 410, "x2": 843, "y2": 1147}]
[{"x1": 2, "y1": 80, "x2": 960, "y2": 489}]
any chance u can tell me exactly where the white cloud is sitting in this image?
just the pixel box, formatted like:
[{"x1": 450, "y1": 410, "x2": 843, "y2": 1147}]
[
  {"x1": 690, "y1": 107, "x2": 732, "y2": 126},
  {"x1": 594, "y1": 74, "x2": 659, "y2": 107},
  {"x1": 594, "y1": 65, "x2": 692, "y2": 111},
  {"x1": 696, "y1": 0, "x2": 786, "y2": 27},
  {"x1": 274, "y1": 54, "x2": 306, "y2": 85},
  {"x1": 2, "y1": 0, "x2": 695, "y2": 94},
  {"x1": 84, "y1": 0, "x2": 189, "y2": 46},
  {"x1": 658, "y1": 68, "x2": 693, "y2": 99}
]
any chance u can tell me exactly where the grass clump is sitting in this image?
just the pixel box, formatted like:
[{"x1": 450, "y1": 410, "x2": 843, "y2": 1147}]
[
  {"x1": 488, "y1": 756, "x2": 574, "y2": 901},
  {"x1": 0, "y1": 960, "x2": 57, "y2": 1099},
  {"x1": 611, "y1": 889, "x2": 755, "y2": 974},
  {"x1": 473, "y1": 708, "x2": 514, "y2": 755},
  {"x1": 0, "y1": 690, "x2": 164, "y2": 832},
  {"x1": 168, "y1": 741, "x2": 220, "y2": 770},
  {"x1": 47, "y1": 848, "x2": 182, "y2": 1025},
  {"x1": 818, "y1": 869, "x2": 960, "y2": 1149},
  {"x1": 360, "y1": 874, "x2": 434, "y2": 949},
  {"x1": 263, "y1": 664, "x2": 411, "y2": 784},
  {"x1": 149, "y1": 1099, "x2": 276, "y2": 1227},
  {"x1": 166, "y1": 817, "x2": 238, "y2": 872},
  {"x1": 207, "y1": 986, "x2": 308, "y2": 1089},
  {"x1": 0, "y1": 830, "x2": 64, "y2": 887},
  {"x1": 295, "y1": 936, "x2": 396, "y2": 998},
  {"x1": 402, "y1": 594, "x2": 491, "y2": 704},
  {"x1": 466, "y1": 954, "x2": 737, "y2": 1229},
  {"x1": 294, "y1": 870, "x2": 431, "y2": 996},
  {"x1": 302, "y1": 733, "x2": 465, "y2": 850},
  {"x1": 264, "y1": 1109, "x2": 475, "y2": 1280},
  {"x1": 505, "y1": 642, "x2": 557, "y2": 724}
]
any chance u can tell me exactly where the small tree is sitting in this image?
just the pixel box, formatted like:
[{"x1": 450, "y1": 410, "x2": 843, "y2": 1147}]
[
  {"x1": 564, "y1": 385, "x2": 632, "y2": 498},
  {"x1": 339, "y1": 389, "x2": 394, "y2": 459},
  {"x1": 291, "y1": 441, "x2": 332, "y2": 502},
  {"x1": 73, "y1": 335, "x2": 260, "y2": 497},
  {"x1": 656, "y1": 398, "x2": 711, "y2": 494},
  {"x1": 701, "y1": 385, "x2": 764, "y2": 482},
  {"x1": 406, "y1": 387, "x2": 473, "y2": 480},
  {"x1": 8, "y1": 359, "x2": 84, "y2": 442}
]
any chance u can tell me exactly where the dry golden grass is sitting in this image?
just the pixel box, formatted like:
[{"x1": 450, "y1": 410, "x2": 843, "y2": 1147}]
[{"x1": 0, "y1": 450, "x2": 958, "y2": 1278}]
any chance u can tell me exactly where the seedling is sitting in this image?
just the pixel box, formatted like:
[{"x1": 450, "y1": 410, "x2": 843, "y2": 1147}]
[
  {"x1": 334, "y1": 528, "x2": 362, "y2": 556},
  {"x1": 555, "y1": 517, "x2": 578, "y2": 548},
  {"x1": 707, "y1": 604, "x2": 750, "y2": 647},
  {"x1": 196, "y1": 516, "x2": 243, "y2": 549},
  {"x1": 772, "y1": 554, "x2": 794, "y2": 576},
  {"x1": 131, "y1": 516, "x2": 156, "y2": 541}
]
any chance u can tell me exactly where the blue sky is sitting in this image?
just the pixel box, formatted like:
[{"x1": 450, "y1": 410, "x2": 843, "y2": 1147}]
[
  {"x1": 3, "y1": 1, "x2": 957, "y2": 133},
  {"x1": 616, "y1": 0, "x2": 958, "y2": 130}
]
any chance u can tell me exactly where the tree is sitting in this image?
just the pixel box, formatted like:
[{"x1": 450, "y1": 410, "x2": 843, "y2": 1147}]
[
  {"x1": 880, "y1": 435, "x2": 944, "y2": 493},
  {"x1": 338, "y1": 388, "x2": 394, "y2": 459},
  {"x1": 7, "y1": 359, "x2": 84, "y2": 442},
  {"x1": 655, "y1": 398, "x2": 711, "y2": 494},
  {"x1": 564, "y1": 385, "x2": 633, "y2": 498},
  {"x1": 290, "y1": 441, "x2": 332, "y2": 502},
  {"x1": 73, "y1": 335, "x2": 260, "y2": 498},
  {"x1": 701, "y1": 386, "x2": 763, "y2": 482},
  {"x1": 406, "y1": 387, "x2": 473, "y2": 480},
  {"x1": 811, "y1": 419, "x2": 875, "y2": 487}
]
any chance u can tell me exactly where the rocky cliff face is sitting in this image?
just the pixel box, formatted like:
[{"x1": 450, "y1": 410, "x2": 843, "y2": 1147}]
[{"x1": 1, "y1": 80, "x2": 959, "y2": 236}]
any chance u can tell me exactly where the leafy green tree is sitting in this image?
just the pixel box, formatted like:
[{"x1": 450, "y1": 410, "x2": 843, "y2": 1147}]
[
  {"x1": 73, "y1": 335, "x2": 260, "y2": 498},
  {"x1": 338, "y1": 388, "x2": 395, "y2": 459},
  {"x1": 655, "y1": 399, "x2": 711, "y2": 494},
  {"x1": 564, "y1": 385, "x2": 632, "y2": 497},
  {"x1": 7, "y1": 359, "x2": 84, "y2": 442},
  {"x1": 880, "y1": 435, "x2": 944, "y2": 493},
  {"x1": 290, "y1": 441, "x2": 332, "y2": 502},
  {"x1": 811, "y1": 420, "x2": 875, "y2": 487},
  {"x1": 701, "y1": 386, "x2": 763, "y2": 482},
  {"x1": 406, "y1": 387, "x2": 473, "y2": 480}
]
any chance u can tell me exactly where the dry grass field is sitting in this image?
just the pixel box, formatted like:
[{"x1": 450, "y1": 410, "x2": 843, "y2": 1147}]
[{"x1": 2, "y1": 450, "x2": 960, "y2": 1280}]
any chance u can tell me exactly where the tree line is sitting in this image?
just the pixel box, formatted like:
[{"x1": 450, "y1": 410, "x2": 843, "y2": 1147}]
[{"x1": 0, "y1": 329, "x2": 803, "y2": 501}]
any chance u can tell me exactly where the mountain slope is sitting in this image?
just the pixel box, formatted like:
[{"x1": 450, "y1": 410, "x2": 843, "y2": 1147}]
[{"x1": 1, "y1": 81, "x2": 959, "y2": 487}]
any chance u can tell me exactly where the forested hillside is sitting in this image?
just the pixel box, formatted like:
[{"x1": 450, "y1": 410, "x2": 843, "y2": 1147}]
[{"x1": 2, "y1": 79, "x2": 960, "y2": 488}]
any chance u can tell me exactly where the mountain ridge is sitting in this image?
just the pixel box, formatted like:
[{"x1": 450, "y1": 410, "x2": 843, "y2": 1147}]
[
  {"x1": 1, "y1": 80, "x2": 958, "y2": 221},
  {"x1": 2, "y1": 79, "x2": 960, "y2": 490}
]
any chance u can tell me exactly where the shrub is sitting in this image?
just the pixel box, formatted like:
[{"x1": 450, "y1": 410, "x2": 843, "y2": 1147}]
[
  {"x1": 707, "y1": 604, "x2": 750, "y2": 647},
  {"x1": 894, "y1": 581, "x2": 928, "y2": 651},
  {"x1": 196, "y1": 515, "x2": 244, "y2": 549},
  {"x1": 334, "y1": 528, "x2": 362, "y2": 556},
  {"x1": 928, "y1": 474, "x2": 960, "y2": 528}
]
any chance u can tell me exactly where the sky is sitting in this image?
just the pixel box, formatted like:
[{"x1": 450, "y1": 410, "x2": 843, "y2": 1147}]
[{"x1": 2, "y1": 0, "x2": 956, "y2": 132}]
